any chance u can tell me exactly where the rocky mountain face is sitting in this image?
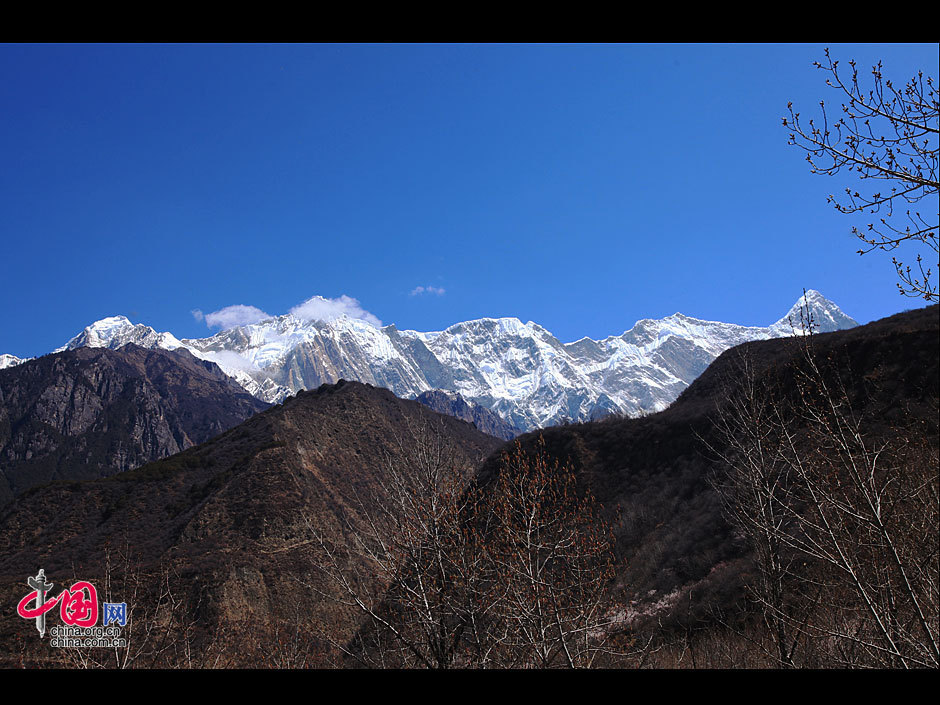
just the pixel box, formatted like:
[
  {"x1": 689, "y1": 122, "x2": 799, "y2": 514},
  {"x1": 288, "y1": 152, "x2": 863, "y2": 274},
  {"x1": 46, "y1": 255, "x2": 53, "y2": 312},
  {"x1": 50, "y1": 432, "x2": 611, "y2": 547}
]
[
  {"x1": 0, "y1": 380, "x2": 503, "y2": 666},
  {"x1": 0, "y1": 344, "x2": 269, "y2": 505},
  {"x1": 415, "y1": 389, "x2": 523, "y2": 440},
  {"x1": 11, "y1": 290, "x2": 858, "y2": 432}
]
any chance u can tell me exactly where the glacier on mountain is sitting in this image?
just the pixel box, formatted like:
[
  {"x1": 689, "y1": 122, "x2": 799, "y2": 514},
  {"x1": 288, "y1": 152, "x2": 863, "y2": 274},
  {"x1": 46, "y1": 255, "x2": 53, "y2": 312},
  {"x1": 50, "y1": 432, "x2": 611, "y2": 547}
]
[{"x1": 39, "y1": 289, "x2": 858, "y2": 431}]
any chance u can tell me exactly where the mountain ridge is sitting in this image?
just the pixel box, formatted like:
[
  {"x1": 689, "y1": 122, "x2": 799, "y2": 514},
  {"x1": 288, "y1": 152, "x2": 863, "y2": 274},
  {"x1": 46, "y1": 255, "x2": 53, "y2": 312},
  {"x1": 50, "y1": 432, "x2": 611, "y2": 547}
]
[
  {"x1": 4, "y1": 290, "x2": 858, "y2": 431},
  {"x1": 415, "y1": 389, "x2": 523, "y2": 441}
]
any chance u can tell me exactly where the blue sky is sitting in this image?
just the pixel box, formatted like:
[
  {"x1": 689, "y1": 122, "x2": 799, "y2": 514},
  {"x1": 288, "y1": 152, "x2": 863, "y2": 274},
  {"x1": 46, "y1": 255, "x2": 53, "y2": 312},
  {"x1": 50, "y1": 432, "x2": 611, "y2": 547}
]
[{"x1": 1, "y1": 43, "x2": 937, "y2": 358}]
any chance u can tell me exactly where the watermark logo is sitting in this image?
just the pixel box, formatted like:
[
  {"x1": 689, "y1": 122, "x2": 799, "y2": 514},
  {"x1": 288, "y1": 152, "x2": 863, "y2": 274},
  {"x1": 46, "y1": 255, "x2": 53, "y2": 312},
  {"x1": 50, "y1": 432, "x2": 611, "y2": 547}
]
[
  {"x1": 102, "y1": 601, "x2": 127, "y2": 627},
  {"x1": 16, "y1": 569, "x2": 128, "y2": 648}
]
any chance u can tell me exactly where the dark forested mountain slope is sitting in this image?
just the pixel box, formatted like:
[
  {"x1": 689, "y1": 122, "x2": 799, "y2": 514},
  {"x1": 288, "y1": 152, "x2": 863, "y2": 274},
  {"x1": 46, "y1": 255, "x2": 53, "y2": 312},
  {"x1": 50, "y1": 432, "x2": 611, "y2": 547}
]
[
  {"x1": 0, "y1": 380, "x2": 502, "y2": 665},
  {"x1": 0, "y1": 344, "x2": 270, "y2": 505},
  {"x1": 476, "y1": 304, "x2": 939, "y2": 632}
]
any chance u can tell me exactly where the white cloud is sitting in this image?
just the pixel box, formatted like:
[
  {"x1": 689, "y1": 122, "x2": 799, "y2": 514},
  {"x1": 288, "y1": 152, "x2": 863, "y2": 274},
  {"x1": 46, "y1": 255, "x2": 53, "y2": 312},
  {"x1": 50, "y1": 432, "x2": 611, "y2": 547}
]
[
  {"x1": 410, "y1": 285, "x2": 446, "y2": 297},
  {"x1": 203, "y1": 304, "x2": 271, "y2": 330},
  {"x1": 289, "y1": 295, "x2": 382, "y2": 327},
  {"x1": 193, "y1": 295, "x2": 381, "y2": 331}
]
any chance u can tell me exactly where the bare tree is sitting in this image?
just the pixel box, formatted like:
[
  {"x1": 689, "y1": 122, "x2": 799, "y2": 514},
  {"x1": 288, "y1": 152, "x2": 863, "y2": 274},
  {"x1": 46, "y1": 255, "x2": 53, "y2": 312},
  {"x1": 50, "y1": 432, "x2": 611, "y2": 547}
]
[
  {"x1": 56, "y1": 542, "x2": 220, "y2": 669},
  {"x1": 309, "y1": 417, "x2": 491, "y2": 668},
  {"x1": 310, "y1": 423, "x2": 626, "y2": 668},
  {"x1": 710, "y1": 316, "x2": 939, "y2": 668},
  {"x1": 783, "y1": 48, "x2": 939, "y2": 301},
  {"x1": 706, "y1": 352, "x2": 808, "y2": 668},
  {"x1": 483, "y1": 438, "x2": 624, "y2": 668},
  {"x1": 780, "y1": 337, "x2": 938, "y2": 667}
]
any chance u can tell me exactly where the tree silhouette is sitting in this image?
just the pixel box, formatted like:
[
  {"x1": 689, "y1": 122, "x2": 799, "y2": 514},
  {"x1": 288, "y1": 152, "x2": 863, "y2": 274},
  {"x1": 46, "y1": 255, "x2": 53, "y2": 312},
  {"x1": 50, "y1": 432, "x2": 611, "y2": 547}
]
[{"x1": 783, "y1": 48, "x2": 938, "y2": 301}]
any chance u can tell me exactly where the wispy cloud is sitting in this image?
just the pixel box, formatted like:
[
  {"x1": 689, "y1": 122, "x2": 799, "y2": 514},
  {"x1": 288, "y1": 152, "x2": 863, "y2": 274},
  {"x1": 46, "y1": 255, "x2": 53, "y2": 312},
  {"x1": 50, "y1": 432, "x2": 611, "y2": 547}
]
[
  {"x1": 194, "y1": 294, "x2": 381, "y2": 331},
  {"x1": 201, "y1": 304, "x2": 271, "y2": 330},
  {"x1": 410, "y1": 285, "x2": 446, "y2": 297},
  {"x1": 289, "y1": 295, "x2": 382, "y2": 327}
]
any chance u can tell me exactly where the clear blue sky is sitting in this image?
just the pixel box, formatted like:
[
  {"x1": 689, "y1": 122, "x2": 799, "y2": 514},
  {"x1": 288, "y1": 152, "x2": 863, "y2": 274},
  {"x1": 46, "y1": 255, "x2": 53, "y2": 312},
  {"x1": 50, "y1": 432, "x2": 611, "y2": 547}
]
[{"x1": 2, "y1": 43, "x2": 937, "y2": 358}]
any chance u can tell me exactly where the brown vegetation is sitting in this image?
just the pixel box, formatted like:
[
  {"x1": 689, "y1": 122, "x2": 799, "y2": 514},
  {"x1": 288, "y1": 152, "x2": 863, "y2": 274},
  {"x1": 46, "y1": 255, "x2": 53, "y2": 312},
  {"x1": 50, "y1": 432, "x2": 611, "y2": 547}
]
[
  {"x1": 314, "y1": 429, "x2": 625, "y2": 668},
  {"x1": 0, "y1": 380, "x2": 500, "y2": 667}
]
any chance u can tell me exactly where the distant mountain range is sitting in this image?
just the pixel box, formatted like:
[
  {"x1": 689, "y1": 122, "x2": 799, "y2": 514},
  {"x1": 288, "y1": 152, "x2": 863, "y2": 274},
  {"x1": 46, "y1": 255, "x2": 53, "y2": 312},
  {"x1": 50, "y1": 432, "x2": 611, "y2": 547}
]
[
  {"x1": 1, "y1": 290, "x2": 857, "y2": 431},
  {"x1": 475, "y1": 303, "x2": 938, "y2": 635}
]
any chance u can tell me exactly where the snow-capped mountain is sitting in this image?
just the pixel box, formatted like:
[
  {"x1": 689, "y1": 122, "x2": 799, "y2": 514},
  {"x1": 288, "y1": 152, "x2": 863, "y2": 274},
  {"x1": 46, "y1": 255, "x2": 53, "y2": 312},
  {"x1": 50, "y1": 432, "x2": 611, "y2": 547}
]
[
  {"x1": 768, "y1": 289, "x2": 859, "y2": 337},
  {"x1": 0, "y1": 354, "x2": 30, "y2": 370},
  {"x1": 52, "y1": 315, "x2": 292, "y2": 403},
  {"x1": 36, "y1": 290, "x2": 858, "y2": 431},
  {"x1": 56, "y1": 315, "x2": 186, "y2": 353}
]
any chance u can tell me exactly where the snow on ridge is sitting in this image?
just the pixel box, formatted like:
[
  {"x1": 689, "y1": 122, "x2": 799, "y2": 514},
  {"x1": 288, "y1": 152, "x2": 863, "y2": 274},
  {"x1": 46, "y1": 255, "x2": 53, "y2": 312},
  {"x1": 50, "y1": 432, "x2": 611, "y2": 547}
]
[
  {"x1": 0, "y1": 353, "x2": 30, "y2": 370},
  {"x1": 48, "y1": 291, "x2": 858, "y2": 430}
]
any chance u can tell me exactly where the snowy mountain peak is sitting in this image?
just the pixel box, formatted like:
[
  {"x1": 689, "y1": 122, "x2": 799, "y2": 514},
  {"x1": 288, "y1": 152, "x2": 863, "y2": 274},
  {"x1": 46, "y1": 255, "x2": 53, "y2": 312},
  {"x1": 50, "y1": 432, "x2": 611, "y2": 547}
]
[
  {"x1": 90, "y1": 314, "x2": 131, "y2": 329},
  {"x1": 80, "y1": 315, "x2": 134, "y2": 341},
  {"x1": 771, "y1": 290, "x2": 858, "y2": 336},
  {"x1": 55, "y1": 316, "x2": 184, "y2": 353}
]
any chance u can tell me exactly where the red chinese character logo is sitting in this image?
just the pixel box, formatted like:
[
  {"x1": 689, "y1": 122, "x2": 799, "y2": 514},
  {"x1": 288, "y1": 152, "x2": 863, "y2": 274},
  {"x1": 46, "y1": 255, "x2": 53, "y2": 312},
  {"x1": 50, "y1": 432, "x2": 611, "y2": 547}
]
[
  {"x1": 17, "y1": 570, "x2": 99, "y2": 635},
  {"x1": 59, "y1": 581, "x2": 98, "y2": 627}
]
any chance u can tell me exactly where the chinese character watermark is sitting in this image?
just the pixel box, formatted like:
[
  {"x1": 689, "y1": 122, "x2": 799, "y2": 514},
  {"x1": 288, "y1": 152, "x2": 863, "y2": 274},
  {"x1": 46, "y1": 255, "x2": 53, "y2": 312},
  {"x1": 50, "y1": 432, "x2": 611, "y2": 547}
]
[{"x1": 16, "y1": 568, "x2": 128, "y2": 648}]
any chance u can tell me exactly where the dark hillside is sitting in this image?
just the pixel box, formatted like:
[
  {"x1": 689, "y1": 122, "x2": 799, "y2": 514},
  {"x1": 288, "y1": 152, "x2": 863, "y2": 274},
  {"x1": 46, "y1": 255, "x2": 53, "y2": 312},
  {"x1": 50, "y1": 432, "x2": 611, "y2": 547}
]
[
  {"x1": 0, "y1": 380, "x2": 502, "y2": 666},
  {"x1": 476, "y1": 304, "x2": 939, "y2": 633}
]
